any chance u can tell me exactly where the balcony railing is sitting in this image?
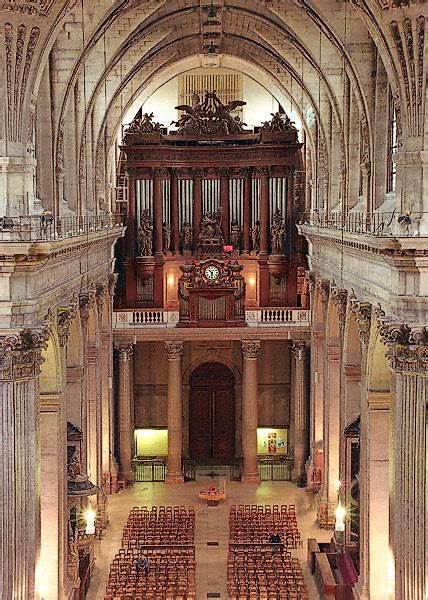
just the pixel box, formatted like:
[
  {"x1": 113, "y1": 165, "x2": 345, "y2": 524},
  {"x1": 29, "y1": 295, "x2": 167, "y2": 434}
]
[
  {"x1": 299, "y1": 210, "x2": 427, "y2": 237},
  {"x1": 114, "y1": 308, "x2": 310, "y2": 328},
  {"x1": 0, "y1": 214, "x2": 122, "y2": 242}
]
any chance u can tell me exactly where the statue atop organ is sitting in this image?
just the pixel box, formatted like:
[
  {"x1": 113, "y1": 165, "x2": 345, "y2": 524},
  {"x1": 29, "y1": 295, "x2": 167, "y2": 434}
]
[{"x1": 115, "y1": 93, "x2": 307, "y2": 313}]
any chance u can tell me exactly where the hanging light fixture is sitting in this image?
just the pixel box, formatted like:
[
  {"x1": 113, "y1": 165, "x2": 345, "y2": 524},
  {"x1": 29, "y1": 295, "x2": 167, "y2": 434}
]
[{"x1": 207, "y1": 1, "x2": 217, "y2": 18}]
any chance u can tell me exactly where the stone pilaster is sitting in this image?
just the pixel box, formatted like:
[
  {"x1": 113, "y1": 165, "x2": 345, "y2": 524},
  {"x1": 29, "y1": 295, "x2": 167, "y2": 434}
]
[
  {"x1": 165, "y1": 341, "x2": 184, "y2": 483},
  {"x1": 381, "y1": 323, "x2": 427, "y2": 600},
  {"x1": 0, "y1": 329, "x2": 48, "y2": 600},
  {"x1": 290, "y1": 341, "x2": 309, "y2": 482},
  {"x1": 39, "y1": 393, "x2": 69, "y2": 600},
  {"x1": 241, "y1": 340, "x2": 261, "y2": 483},
  {"x1": 116, "y1": 342, "x2": 135, "y2": 482}
]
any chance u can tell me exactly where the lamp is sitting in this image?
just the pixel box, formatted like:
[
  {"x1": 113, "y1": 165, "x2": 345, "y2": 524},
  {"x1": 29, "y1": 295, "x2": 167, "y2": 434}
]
[
  {"x1": 207, "y1": 41, "x2": 217, "y2": 54},
  {"x1": 84, "y1": 506, "x2": 96, "y2": 535},
  {"x1": 207, "y1": 1, "x2": 217, "y2": 18},
  {"x1": 334, "y1": 500, "x2": 345, "y2": 532}
]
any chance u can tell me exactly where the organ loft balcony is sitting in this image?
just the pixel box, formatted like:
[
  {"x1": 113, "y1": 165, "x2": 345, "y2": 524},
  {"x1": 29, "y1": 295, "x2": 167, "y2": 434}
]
[{"x1": 112, "y1": 94, "x2": 311, "y2": 334}]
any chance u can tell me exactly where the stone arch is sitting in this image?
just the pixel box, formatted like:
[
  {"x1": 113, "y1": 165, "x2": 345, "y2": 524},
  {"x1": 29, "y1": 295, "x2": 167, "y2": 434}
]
[
  {"x1": 39, "y1": 328, "x2": 63, "y2": 395},
  {"x1": 183, "y1": 353, "x2": 242, "y2": 386}
]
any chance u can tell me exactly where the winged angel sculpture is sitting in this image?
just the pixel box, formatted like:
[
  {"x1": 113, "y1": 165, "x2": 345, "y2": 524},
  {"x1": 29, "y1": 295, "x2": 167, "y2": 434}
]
[{"x1": 171, "y1": 91, "x2": 247, "y2": 135}]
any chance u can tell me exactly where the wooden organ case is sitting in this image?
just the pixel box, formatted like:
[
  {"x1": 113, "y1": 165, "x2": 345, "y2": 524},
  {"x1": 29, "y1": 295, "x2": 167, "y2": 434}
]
[{"x1": 116, "y1": 93, "x2": 305, "y2": 322}]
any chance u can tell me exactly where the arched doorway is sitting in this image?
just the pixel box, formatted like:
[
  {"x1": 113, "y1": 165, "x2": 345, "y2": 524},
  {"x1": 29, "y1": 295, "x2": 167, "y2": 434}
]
[{"x1": 189, "y1": 362, "x2": 236, "y2": 462}]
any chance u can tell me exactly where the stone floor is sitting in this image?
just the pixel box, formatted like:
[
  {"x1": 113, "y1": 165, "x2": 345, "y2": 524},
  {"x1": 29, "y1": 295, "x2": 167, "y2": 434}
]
[{"x1": 87, "y1": 471, "x2": 332, "y2": 600}]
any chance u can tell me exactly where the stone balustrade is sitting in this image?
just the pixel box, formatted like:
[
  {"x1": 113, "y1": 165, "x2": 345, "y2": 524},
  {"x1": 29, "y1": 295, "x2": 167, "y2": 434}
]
[{"x1": 114, "y1": 308, "x2": 310, "y2": 328}]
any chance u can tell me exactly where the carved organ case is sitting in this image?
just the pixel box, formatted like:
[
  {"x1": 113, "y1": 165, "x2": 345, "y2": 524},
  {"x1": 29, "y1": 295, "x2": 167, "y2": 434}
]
[{"x1": 117, "y1": 94, "x2": 305, "y2": 313}]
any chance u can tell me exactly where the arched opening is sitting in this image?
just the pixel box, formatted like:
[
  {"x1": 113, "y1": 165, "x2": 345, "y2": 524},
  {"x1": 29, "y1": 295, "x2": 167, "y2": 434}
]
[{"x1": 189, "y1": 362, "x2": 236, "y2": 462}]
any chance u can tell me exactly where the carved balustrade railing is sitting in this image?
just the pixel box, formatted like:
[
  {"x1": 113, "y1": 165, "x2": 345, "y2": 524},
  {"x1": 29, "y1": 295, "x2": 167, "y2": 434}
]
[
  {"x1": 299, "y1": 210, "x2": 427, "y2": 237},
  {"x1": 114, "y1": 308, "x2": 310, "y2": 328},
  {"x1": 0, "y1": 214, "x2": 120, "y2": 242}
]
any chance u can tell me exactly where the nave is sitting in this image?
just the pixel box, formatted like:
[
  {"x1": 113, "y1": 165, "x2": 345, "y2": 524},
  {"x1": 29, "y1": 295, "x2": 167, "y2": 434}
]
[{"x1": 87, "y1": 479, "x2": 331, "y2": 600}]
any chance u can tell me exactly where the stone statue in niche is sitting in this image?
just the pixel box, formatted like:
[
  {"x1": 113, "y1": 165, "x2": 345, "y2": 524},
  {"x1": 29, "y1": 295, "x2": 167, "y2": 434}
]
[
  {"x1": 197, "y1": 210, "x2": 224, "y2": 244},
  {"x1": 230, "y1": 219, "x2": 241, "y2": 250},
  {"x1": 162, "y1": 222, "x2": 172, "y2": 254},
  {"x1": 270, "y1": 208, "x2": 285, "y2": 255},
  {"x1": 180, "y1": 221, "x2": 192, "y2": 251},
  {"x1": 251, "y1": 220, "x2": 260, "y2": 253},
  {"x1": 137, "y1": 210, "x2": 153, "y2": 256}
]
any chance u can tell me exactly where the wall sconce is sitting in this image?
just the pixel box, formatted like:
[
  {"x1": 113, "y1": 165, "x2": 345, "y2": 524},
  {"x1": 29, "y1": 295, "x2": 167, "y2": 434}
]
[{"x1": 84, "y1": 506, "x2": 96, "y2": 535}]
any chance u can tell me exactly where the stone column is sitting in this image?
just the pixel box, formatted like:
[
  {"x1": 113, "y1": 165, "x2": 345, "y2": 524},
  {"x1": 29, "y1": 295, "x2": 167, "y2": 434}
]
[
  {"x1": 170, "y1": 168, "x2": 180, "y2": 255},
  {"x1": 165, "y1": 341, "x2": 184, "y2": 483},
  {"x1": 39, "y1": 393, "x2": 68, "y2": 600},
  {"x1": 0, "y1": 329, "x2": 47, "y2": 600},
  {"x1": 152, "y1": 168, "x2": 163, "y2": 256},
  {"x1": 381, "y1": 324, "x2": 427, "y2": 600},
  {"x1": 259, "y1": 168, "x2": 270, "y2": 256},
  {"x1": 242, "y1": 168, "x2": 252, "y2": 253},
  {"x1": 290, "y1": 341, "x2": 309, "y2": 482},
  {"x1": 116, "y1": 342, "x2": 135, "y2": 482},
  {"x1": 86, "y1": 346, "x2": 102, "y2": 488},
  {"x1": 241, "y1": 340, "x2": 261, "y2": 483},
  {"x1": 193, "y1": 169, "x2": 203, "y2": 250}
]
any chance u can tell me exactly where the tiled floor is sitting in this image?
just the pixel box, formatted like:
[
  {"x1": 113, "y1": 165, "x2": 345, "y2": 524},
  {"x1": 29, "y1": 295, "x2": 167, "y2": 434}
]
[{"x1": 87, "y1": 471, "x2": 331, "y2": 600}]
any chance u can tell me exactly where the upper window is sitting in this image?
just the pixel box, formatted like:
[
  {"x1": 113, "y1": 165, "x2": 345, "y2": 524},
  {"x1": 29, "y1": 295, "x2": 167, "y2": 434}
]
[{"x1": 387, "y1": 91, "x2": 397, "y2": 193}]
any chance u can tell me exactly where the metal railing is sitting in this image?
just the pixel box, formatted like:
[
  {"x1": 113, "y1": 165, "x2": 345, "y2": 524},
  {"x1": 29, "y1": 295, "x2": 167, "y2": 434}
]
[
  {"x1": 114, "y1": 308, "x2": 310, "y2": 328},
  {"x1": 299, "y1": 210, "x2": 427, "y2": 237},
  {"x1": 0, "y1": 214, "x2": 121, "y2": 242},
  {"x1": 258, "y1": 456, "x2": 292, "y2": 481},
  {"x1": 133, "y1": 457, "x2": 167, "y2": 482}
]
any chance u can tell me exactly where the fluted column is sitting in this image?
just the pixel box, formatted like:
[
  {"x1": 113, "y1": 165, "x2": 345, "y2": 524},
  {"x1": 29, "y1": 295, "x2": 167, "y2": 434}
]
[
  {"x1": 381, "y1": 324, "x2": 427, "y2": 600},
  {"x1": 290, "y1": 341, "x2": 309, "y2": 482},
  {"x1": 242, "y1": 168, "x2": 252, "y2": 253},
  {"x1": 0, "y1": 330, "x2": 47, "y2": 600},
  {"x1": 241, "y1": 340, "x2": 261, "y2": 483},
  {"x1": 170, "y1": 169, "x2": 180, "y2": 255},
  {"x1": 165, "y1": 341, "x2": 184, "y2": 483},
  {"x1": 116, "y1": 342, "x2": 135, "y2": 482}
]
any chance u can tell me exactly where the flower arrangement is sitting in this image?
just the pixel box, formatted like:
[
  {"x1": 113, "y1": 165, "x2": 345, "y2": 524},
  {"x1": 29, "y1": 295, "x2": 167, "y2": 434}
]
[{"x1": 207, "y1": 486, "x2": 219, "y2": 495}]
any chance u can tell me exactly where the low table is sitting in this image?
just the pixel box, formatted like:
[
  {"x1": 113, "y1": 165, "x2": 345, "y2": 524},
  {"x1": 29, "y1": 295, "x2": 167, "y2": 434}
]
[{"x1": 198, "y1": 489, "x2": 226, "y2": 506}]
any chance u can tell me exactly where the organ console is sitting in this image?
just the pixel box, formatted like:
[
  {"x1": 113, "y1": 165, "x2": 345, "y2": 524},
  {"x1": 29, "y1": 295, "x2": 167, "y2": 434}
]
[{"x1": 116, "y1": 93, "x2": 306, "y2": 319}]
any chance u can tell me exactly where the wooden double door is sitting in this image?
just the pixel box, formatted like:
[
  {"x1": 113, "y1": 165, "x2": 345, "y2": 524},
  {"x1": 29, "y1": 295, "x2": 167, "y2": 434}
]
[{"x1": 189, "y1": 362, "x2": 236, "y2": 461}]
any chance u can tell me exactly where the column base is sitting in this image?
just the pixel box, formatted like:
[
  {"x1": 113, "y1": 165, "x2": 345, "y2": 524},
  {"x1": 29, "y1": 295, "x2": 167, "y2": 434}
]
[
  {"x1": 165, "y1": 472, "x2": 184, "y2": 484},
  {"x1": 241, "y1": 472, "x2": 261, "y2": 484}
]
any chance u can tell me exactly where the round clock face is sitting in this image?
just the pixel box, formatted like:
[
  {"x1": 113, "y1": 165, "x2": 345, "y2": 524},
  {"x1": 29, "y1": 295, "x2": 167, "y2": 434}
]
[{"x1": 204, "y1": 265, "x2": 220, "y2": 280}]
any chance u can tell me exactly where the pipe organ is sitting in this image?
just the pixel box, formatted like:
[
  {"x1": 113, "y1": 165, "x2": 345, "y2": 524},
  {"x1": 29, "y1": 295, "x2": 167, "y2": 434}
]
[{"x1": 117, "y1": 94, "x2": 306, "y2": 321}]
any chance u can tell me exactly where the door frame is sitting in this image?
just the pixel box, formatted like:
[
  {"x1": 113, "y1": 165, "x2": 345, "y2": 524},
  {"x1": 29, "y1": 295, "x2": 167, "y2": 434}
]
[{"x1": 183, "y1": 355, "x2": 242, "y2": 459}]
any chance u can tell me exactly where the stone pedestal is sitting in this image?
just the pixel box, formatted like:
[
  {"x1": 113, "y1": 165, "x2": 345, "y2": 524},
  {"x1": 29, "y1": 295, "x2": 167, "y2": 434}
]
[
  {"x1": 116, "y1": 342, "x2": 135, "y2": 482},
  {"x1": 165, "y1": 341, "x2": 184, "y2": 483},
  {"x1": 241, "y1": 340, "x2": 261, "y2": 483}
]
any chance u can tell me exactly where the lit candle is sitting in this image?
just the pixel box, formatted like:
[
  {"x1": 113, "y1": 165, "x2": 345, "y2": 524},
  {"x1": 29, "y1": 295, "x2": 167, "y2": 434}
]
[{"x1": 85, "y1": 506, "x2": 96, "y2": 535}]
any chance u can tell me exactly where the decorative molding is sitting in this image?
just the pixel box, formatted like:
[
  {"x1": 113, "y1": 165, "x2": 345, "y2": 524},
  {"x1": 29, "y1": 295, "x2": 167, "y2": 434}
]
[
  {"x1": 355, "y1": 303, "x2": 372, "y2": 346},
  {"x1": 241, "y1": 339, "x2": 261, "y2": 359},
  {"x1": 57, "y1": 306, "x2": 76, "y2": 348},
  {"x1": 330, "y1": 284, "x2": 347, "y2": 335},
  {"x1": 316, "y1": 278, "x2": 330, "y2": 312},
  {"x1": 164, "y1": 341, "x2": 183, "y2": 360},
  {"x1": 0, "y1": 328, "x2": 49, "y2": 380},
  {"x1": 2, "y1": 0, "x2": 55, "y2": 15}
]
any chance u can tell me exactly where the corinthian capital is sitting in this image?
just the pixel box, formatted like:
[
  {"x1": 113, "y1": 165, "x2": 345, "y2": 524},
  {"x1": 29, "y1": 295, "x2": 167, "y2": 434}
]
[
  {"x1": 164, "y1": 341, "x2": 183, "y2": 360},
  {"x1": 115, "y1": 342, "x2": 134, "y2": 362},
  {"x1": 380, "y1": 323, "x2": 428, "y2": 373},
  {"x1": 290, "y1": 340, "x2": 306, "y2": 359},
  {"x1": 242, "y1": 339, "x2": 261, "y2": 359},
  {"x1": 0, "y1": 328, "x2": 49, "y2": 381},
  {"x1": 57, "y1": 306, "x2": 77, "y2": 348}
]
